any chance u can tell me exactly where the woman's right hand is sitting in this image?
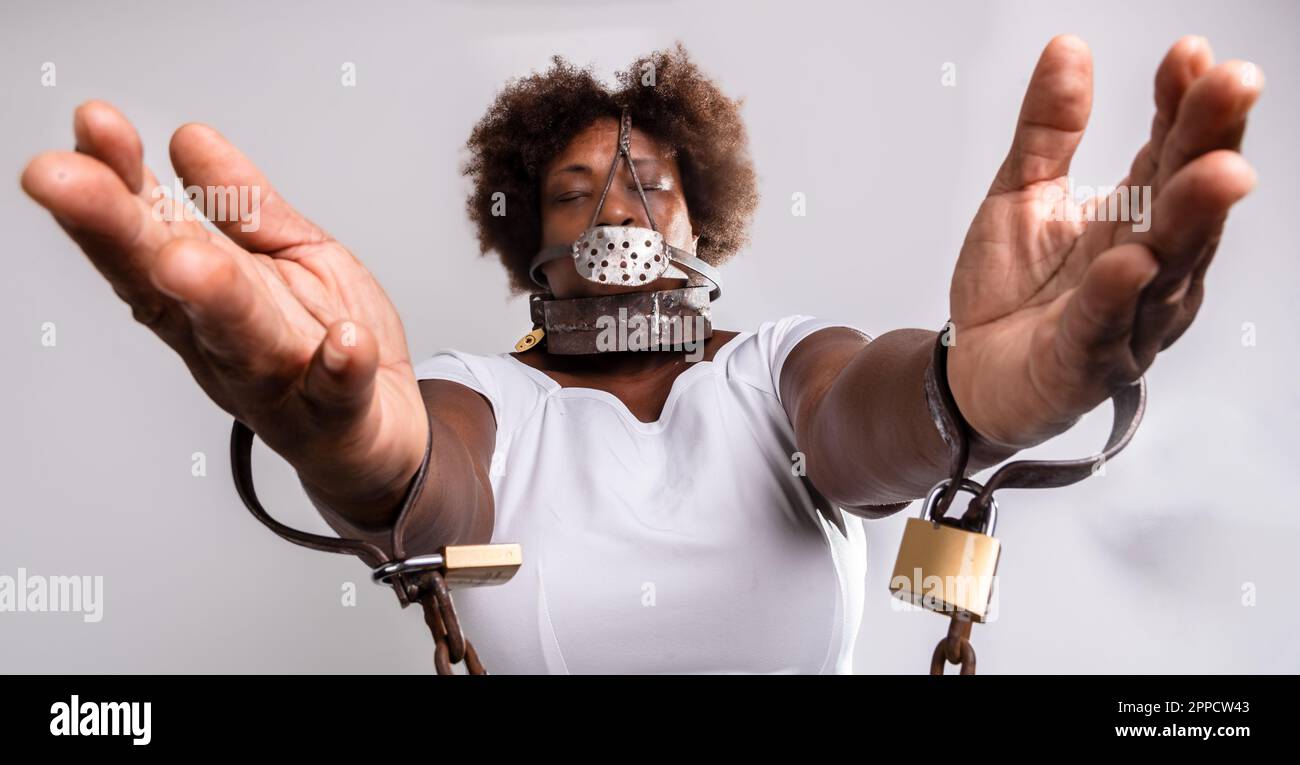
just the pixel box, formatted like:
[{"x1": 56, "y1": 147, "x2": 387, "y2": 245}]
[{"x1": 21, "y1": 101, "x2": 431, "y2": 526}]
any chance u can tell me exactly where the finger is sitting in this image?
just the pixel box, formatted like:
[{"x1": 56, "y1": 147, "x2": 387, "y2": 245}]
[
  {"x1": 1126, "y1": 150, "x2": 1254, "y2": 358},
  {"x1": 1129, "y1": 272, "x2": 1198, "y2": 365},
  {"x1": 21, "y1": 150, "x2": 169, "y2": 310},
  {"x1": 1155, "y1": 248, "x2": 1214, "y2": 350},
  {"x1": 301, "y1": 319, "x2": 380, "y2": 428},
  {"x1": 1154, "y1": 60, "x2": 1263, "y2": 191},
  {"x1": 151, "y1": 238, "x2": 299, "y2": 385},
  {"x1": 1143, "y1": 149, "x2": 1256, "y2": 299},
  {"x1": 1072, "y1": 38, "x2": 1214, "y2": 263},
  {"x1": 169, "y1": 123, "x2": 329, "y2": 254},
  {"x1": 990, "y1": 34, "x2": 1093, "y2": 195},
  {"x1": 70, "y1": 101, "x2": 221, "y2": 245},
  {"x1": 1127, "y1": 36, "x2": 1215, "y2": 186},
  {"x1": 73, "y1": 100, "x2": 144, "y2": 194},
  {"x1": 1056, "y1": 243, "x2": 1160, "y2": 383}
]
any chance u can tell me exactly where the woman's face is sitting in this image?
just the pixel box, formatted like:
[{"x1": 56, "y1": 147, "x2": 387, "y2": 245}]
[{"x1": 539, "y1": 117, "x2": 697, "y2": 299}]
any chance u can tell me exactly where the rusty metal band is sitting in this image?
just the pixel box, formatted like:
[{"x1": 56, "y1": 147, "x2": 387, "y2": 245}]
[
  {"x1": 587, "y1": 108, "x2": 658, "y2": 233},
  {"x1": 528, "y1": 286, "x2": 713, "y2": 355}
]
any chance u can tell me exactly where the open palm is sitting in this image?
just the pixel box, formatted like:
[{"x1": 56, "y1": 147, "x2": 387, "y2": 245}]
[
  {"x1": 22, "y1": 102, "x2": 429, "y2": 509},
  {"x1": 948, "y1": 35, "x2": 1261, "y2": 447}
]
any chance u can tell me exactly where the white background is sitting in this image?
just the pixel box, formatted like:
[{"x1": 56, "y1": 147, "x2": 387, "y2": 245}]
[{"x1": 1, "y1": 0, "x2": 1296, "y2": 672}]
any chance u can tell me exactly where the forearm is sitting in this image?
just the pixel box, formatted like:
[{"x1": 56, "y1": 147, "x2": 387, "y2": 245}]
[
  {"x1": 792, "y1": 328, "x2": 1018, "y2": 509},
  {"x1": 298, "y1": 415, "x2": 494, "y2": 554}
]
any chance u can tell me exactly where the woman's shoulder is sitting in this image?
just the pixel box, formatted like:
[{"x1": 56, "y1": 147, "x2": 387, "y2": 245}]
[
  {"x1": 724, "y1": 314, "x2": 867, "y2": 400},
  {"x1": 413, "y1": 348, "x2": 550, "y2": 435},
  {"x1": 413, "y1": 347, "x2": 523, "y2": 382}
]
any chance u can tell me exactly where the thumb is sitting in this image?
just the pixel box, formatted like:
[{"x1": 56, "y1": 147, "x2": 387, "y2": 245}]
[{"x1": 301, "y1": 319, "x2": 380, "y2": 427}]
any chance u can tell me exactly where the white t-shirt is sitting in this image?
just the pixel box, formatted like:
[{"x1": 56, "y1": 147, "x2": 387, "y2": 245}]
[{"x1": 413, "y1": 315, "x2": 868, "y2": 674}]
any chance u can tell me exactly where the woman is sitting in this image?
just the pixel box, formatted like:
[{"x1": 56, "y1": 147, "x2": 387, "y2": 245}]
[{"x1": 20, "y1": 36, "x2": 1260, "y2": 673}]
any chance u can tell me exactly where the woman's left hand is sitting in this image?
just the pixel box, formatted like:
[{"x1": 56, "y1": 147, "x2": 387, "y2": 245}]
[{"x1": 947, "y1": 35, "x2": 1262, "y2": 448}]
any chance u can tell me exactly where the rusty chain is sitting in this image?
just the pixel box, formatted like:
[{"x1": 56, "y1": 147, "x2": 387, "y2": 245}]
[
  {"x1": 232, "y1": 419, "x2": 495, "y2": 676},
  {"x1": 405, "y1": 570, "x2": 486, "y2": 676},
  {"x1": 929, "y1": 612, "x2": 977, "y2": 675}
]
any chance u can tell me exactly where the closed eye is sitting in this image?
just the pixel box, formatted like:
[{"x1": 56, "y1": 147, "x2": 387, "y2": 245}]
[{"x1": 635, "y1": 175, "x2": 673, "y2": 192}]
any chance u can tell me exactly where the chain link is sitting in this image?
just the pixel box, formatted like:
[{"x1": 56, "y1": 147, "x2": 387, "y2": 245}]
[
  {"x1": 406, "y1": 571, "x2": 486, "y2": 676},
  {"x1": 929, "y1": 612, "x2": 977, "y2": 675}
]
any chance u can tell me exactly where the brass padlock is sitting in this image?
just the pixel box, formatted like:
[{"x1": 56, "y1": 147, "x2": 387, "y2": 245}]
[
  {"x1": 372, "y1": 543, "x2": 523, "y2": 588},
  {"x1": 514, "y1": 327, "x2": 544, "y2": 352},
  {"x1": 442, "y1": 543, "x2": 523, "y2": 586},
  {"x1": 889, "y1": 478, "x2": 1000, "y2": 622}
]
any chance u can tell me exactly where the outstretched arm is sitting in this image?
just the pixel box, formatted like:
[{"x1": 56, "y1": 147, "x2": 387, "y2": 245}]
[
  {"x1": 781, "y1": 327, "x2": 1015, "y2": 512},
  {"x1": 781, "y1": 35, "x2": 1261, "y2": 513},
  {"x1": 21, "y1": 102, "x2": 496, "y2": 552}
]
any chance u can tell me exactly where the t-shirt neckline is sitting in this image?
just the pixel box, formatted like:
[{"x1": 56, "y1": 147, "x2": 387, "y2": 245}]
[{"x1": 503, "y1": 331, "x2": 752, "y2": 430}]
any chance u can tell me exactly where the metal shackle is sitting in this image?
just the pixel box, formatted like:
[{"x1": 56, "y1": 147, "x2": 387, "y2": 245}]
[{"x1": 920, "y1": 477, "x2": 999, "y2": 536}]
